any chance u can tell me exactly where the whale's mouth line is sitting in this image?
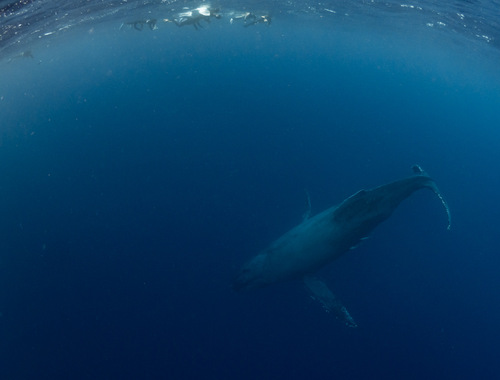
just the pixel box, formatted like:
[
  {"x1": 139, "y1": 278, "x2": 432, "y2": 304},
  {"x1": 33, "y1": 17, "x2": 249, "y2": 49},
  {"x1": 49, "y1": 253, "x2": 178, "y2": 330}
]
[
  {"x1": 232, "y1": 273, "x2": 264, "y2": 292},
  {"x1": 231, "y1": 277, "x2": 247, "y2": 292}
]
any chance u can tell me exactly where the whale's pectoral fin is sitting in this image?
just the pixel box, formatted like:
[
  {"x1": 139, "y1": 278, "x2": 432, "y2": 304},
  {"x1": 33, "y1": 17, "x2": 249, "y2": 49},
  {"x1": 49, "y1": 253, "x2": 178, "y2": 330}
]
[{"x1": 304, "y1": 275, "x2": 357, "y2": 328}]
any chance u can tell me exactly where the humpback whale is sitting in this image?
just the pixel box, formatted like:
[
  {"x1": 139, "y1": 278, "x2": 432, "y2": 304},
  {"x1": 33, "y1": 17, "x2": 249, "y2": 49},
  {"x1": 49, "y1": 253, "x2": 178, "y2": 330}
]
[{"x1": 233, "y1": 166, "x2": 450, "y2": 327}]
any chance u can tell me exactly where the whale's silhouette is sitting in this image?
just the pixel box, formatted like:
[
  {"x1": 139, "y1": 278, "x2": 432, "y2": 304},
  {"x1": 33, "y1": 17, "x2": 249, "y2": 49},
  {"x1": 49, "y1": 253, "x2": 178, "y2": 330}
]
[{"x1": 233, "y1": 165, "x2": 450, "y2": 327}]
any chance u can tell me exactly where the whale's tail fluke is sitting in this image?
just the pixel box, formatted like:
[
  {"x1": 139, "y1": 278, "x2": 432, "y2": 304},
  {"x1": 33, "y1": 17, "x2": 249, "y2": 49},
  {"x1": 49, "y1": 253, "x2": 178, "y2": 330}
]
[{"x1": 412, "y1": 165, "x2": 451, "y2": 230}]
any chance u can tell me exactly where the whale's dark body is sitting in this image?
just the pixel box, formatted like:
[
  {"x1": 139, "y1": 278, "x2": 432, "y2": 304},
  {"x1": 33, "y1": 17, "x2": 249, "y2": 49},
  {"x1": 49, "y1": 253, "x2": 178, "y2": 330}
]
[{"x1": 233, "y1": 166, "x2": 450, "y2": 327}]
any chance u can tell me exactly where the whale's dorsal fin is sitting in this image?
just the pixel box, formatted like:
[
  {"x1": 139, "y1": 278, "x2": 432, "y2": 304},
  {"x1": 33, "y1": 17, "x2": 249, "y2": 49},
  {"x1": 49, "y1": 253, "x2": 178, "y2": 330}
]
[
  {"x1": 303, "y1": 275, "x2": 357, "y2": 328},
  {"x1": 302, "y1": 191, "x2": 312, "y2": 222},
  {"x1": 412, "y1": 164, "x2": 425, "y2": 175}
]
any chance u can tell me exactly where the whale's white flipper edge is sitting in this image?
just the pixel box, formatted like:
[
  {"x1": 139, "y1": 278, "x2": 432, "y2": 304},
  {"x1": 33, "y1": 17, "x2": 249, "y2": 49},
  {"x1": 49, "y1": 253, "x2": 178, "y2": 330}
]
[{"x1": 304, "y1": 275, "x2": 357, "y2": 328}]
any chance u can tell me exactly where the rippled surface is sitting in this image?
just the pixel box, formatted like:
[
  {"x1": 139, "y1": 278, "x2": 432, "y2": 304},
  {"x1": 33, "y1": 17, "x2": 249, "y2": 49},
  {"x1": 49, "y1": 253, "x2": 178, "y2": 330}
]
[{"x1": 1, "y1": 0, "x2": 499, "y2": 58}]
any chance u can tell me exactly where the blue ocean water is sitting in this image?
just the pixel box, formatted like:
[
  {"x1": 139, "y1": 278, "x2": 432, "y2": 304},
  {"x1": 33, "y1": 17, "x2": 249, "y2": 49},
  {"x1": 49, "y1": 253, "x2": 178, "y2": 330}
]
[{"x1": 1, "y1": 1, "x2": 500, "y2": 379}]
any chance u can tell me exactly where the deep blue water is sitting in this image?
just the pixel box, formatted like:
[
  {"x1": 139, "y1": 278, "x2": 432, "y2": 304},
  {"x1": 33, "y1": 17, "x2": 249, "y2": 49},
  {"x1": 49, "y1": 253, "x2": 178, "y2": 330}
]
[{"x1": 1, "y1": 2, "x2": 500, "y2": 379}]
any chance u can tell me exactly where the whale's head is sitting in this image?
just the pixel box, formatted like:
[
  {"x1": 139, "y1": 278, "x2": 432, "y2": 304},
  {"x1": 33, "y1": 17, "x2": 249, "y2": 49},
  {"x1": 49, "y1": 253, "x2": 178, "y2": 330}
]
[{"x1": 232, "y1": 253, "x2": 269, "y2": 291}]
